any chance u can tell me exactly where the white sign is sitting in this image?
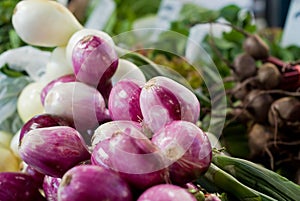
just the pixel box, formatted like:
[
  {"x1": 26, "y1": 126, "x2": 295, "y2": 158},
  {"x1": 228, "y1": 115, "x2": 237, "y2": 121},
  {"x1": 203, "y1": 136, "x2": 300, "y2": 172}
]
[{"x1": 281, "y1": 0, "x2": 300, "y2": 47}]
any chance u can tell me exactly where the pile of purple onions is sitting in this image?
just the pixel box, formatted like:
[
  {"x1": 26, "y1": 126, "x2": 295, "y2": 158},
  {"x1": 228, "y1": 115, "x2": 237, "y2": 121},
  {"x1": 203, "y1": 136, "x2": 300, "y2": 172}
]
[{"x1": 1, "y1": 1, "x2": 213, "y2": 199}]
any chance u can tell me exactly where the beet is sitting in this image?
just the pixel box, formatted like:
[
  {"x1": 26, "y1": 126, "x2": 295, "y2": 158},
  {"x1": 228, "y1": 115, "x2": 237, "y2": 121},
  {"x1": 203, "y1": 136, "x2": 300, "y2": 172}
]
[
  {"x1": 233, "y1": 53, "x2": 257, "y2": 81},
  {"x1": 244, "y1": 90, "x2": 273, "y2": 123},
  {"x1": 248, "y1": 124, "x2": 274, "y2": 157},
  {"x1": 258, "y1": 62, "x2": 281, "y2": 89},
  {"x1": 243, "y1": 34, "x2": 269, "y2": 60},
  {"x1": 268, "y1": 97, "x2": 300, "y2": 133}
]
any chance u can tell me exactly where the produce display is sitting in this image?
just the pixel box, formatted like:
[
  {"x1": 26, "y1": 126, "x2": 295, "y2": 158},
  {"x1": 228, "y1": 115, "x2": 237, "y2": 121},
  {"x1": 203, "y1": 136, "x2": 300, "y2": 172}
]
[{"x1": 0, "y1": 0, "x2": 300, "y2": 201}]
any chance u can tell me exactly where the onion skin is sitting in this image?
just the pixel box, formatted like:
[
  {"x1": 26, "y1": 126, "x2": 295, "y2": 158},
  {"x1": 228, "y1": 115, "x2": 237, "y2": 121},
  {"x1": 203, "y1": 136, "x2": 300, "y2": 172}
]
[
  {"x1": 91, "y1": 121, "x2": 167, "y2": 190},
  {"x1": 21, "y1": 162, "x2": 45, "y2": 188},
  {"x1": 137, "y1": 184, "x2": 197, "y2": 201},
  {"x1": 0, "y1": 172, "x2": 46, "y2": 201},
  {"x1": 12, "y1": 0, "x2": 82, "y2": 47},
  {"x1": 140, "y1": 76, "x2": 200, "y2": 133},
  {"x1": 44, "y1": 82, "x2": 107, "y2": 139},
  {"x1": 19, "y1": 126, "x2": 90, "y2": 178},
  {"x1": 58, "y1": 165, "x2": 133, "y2": 201},
  {"x1": 43, "y1": 175, "x2": 61, "y2": 201},
  {"x1": 19, "y1": 113, "x2": 73, "y2": 143},
  {"x1": 111, "y1": 59, "x2": 146, "y2": 85},
  {"x1": 71, "y1": 34, "x2": 118, "y2": 89},
  {"x1": 152, "y1": 120, "x2": 212, "y2": 185},
  {"x1": 40, "y1": 74, "x2": 76, "y2": 105},
  {"x1": 108, "y1": 79, "x2": 143, "y2": 122}
]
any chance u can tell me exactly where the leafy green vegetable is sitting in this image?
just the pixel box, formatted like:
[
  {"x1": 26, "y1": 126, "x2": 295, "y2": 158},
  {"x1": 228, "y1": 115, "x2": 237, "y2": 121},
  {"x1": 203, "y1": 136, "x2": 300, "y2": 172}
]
[
  {"x1": 103, "y1": 0, "x2": 161, "y2": 35},
  {"x1": 0, "y1": 0, "x2": 24, "y2": 54},
  {"x1": 0, "y1": 72, "x2": 31, "y2": 133}
]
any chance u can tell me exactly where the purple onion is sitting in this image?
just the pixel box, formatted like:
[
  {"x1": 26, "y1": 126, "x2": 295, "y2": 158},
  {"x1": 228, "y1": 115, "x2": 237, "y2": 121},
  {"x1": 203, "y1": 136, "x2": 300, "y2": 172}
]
[
  {"x1": 19, "y1": 113, "x2": 73, "y2": 143},
  {"x1": 108, "y1": 79, "x2": 143, "y2": 122},
  {"x1": 19, "y1": 126, "x2": 91, "y2": 178},
  {"x1": 44, "y1": 82, "x2": 107, "y2": 142},
  {"x1": 21, "y1": 162, "x2": 45, "y2": 188},
  {"x1": 40, "y1": 74, "x2": 76, "y2": 105},
  {"x1": 151, "y1": 120, "x2": 212, "y2": 185},
  {"x1": 72, "y1": 35, "x2": 118, "y2": 89},
  {"x1": 140, "y1": 76, "x2": 200, "y2": 133},
  {"x1": 0, "y1": 172, "x2": 46, "y2": 201},
  {"x1": 43, "y1": 175, "x2": 61, "y2": 201},
  {"x1": 137, "y1": 184, "x2": 197, "y2": 201},
  {"x1": 91, "y1": 121, "x2": 167, "y2": 190},
  {"x1": 58, "y1": 165, "x2": 133, "y2": 201}
]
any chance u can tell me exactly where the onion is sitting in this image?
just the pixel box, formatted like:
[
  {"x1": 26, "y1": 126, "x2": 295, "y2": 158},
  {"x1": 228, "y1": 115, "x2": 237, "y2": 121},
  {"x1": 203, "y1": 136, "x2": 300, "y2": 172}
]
[
  {"x1": 40, "y1": 47, "x2": 74, "y2": 84},
  {"x1": 40, "y1": 74, "x2": 76, "y2": 105},
  {"x1": 91, "y1": 121, "x2": 167, "y2": 190},
  {"x1": 0, "y1": 130, "x2": 13, "y2": 148},
  {"x1": 151, "y1": 120, "x2": 212, "y2": 185},
  {"x1": 58, "y1": 165, "x2": 133, "y2": 201},
  {"x1": 111, "y1": 59, "x2": 146, "y2": 85},
  {"x1": 137, "y1": 184, "x2": 197, "y2": 201},
  {"x1": 17, "y1": 82, "x2": 45, "y2": 123},
  {"x1": 0, "y1": 143, "x2": 20, "y2": 172},
  {"x1": 21, "y1": 162, "x2": 45, "y2": 188},
  {"x1": 0, "y1": 172, "x2": 46, "y2": 201},
  {"x1": 140, "y1": 76, "x2": 200, "y2": 133},
  {"x1": 66, "y1": 29, "x2": 118, "y2": 89},
  {"x1": 108, "y1": 79, "x2": 144, "y2": 122},
  {"x1": 43, "y1": 175, "x2": 61, "y2": 201},
  {"x1": 19, "y1": 113, "x2": 73, "y2": 143},
  {"x1": 12, "y1": 0, "x2": 82, "y2": 47},
  {"x1": 19, "y1": 126, "x2": 90, "y2": 178},
  {"x1": 44, "y1": 82, "x2": 107, "y2": 141}
]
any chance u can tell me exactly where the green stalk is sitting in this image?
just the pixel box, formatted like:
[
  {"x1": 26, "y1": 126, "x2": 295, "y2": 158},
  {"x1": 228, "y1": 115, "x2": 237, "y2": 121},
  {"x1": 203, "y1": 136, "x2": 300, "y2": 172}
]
[
  {"x1": 212, "y1": 153, "x2": 300, "y2": 201},
  {"x1": 204, "y1": 163, "x2": 276, "y2": 201}
]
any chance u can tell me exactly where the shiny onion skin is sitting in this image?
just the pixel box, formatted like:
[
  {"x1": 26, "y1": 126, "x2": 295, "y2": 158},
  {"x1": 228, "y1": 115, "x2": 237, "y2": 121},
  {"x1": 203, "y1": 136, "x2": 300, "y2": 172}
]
[
  {"x1": 140, "y1": 76, "x2": 200, "y2": 133},
  {"x1": 19, "y1": 113, "x2": 73, "y2": 143},
  {"x1": 40, "y1": 74, "x2": 76, "y2": 105},
  {"x1": 58, "y1": 165, "x2": 133, "y2": 201},
  {"x1": 137, "y1": 184, "x2": 197, "y2": 201},
  {"x1": 19, "y1": 126, "x2": 90, "y2": 178},
  {"x1": 91, "y1": 121, "x2": 167, "y2": 190},
  {"x1": 71, "y1": 34, "x2": 118, "y2": 89},
  {"x1": 108, "y1": 79, "x2": 143, "y2": 122},
  {"x1": 43, "y1": 175, "x2": 61, "y2": 201},
  {"x1": 152, "y1": 120, "x2": 212, "y2": 185},
  {"x1": 0, "y1": 172, "x2": 46, "y2": 201}
]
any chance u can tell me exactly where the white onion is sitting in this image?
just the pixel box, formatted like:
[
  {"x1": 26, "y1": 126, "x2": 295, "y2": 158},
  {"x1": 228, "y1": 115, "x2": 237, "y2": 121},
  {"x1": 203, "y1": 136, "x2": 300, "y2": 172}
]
[{"x1": 12, "y1": 0, "x2": 83, "y2": 47}]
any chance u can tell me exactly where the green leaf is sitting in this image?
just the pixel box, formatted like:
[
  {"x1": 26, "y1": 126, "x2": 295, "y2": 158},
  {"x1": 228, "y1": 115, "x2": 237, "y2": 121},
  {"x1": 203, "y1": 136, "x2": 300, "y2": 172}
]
[
  {"x1": 177, "y1": 3, "x2": 220, "y2": 26},
  {"x1": 220, "y1": 5, "x2": 241, "y2": 24},
  {"x1": 0, "y1": 63, "x2": 28, "y2": 78},
  {"x1": 0, "y1": 72, "x2": 31, "y2": 133}
]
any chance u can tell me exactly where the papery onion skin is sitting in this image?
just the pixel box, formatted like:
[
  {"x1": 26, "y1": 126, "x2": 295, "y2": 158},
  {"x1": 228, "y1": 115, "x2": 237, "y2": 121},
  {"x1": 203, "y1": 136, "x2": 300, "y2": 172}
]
[
  {"x1": 137, "y1": 184, "x2": 197, "y2": 201},
  {"x1": 19, "y1": 126, "x2": 90, "y2": 178},
  {"x1": 58, "y1": 165, "x2": 133, "y2": 201},
  {"x1": 140, "y1": 76, "x2": 200, "y2": 133},
  {"x1": 152, "y1": 120, "x2": 212, "y2": 185},
  {"x1": 108, "y1": 79, "x2": 143, "y2": 122},
  {"x1": 0, "y1": 172, "x2": 46, "y2": 201},
  {"x1": 43, "y1": 175, "x2": 61, "y2": 201},
  {"x1": 91, "y1": 121, "x2": 167, "y2": 190}
]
